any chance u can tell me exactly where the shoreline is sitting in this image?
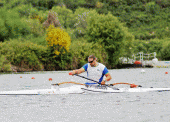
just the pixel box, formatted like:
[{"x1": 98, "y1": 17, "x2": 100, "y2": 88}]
[{"x1": 0, "y1": 64, "x2": 153, "y2": 74}]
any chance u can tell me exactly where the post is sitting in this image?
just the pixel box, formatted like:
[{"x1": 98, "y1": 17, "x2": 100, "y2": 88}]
[
  {"x1": 142, "y1": 52, "x2": 143, "y2": 62},
  {"x1": 154, "y1": 52, "x2": 156, "y2": 58}
]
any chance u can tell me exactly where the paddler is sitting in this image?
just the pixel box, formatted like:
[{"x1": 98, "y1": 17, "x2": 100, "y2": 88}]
[{"x1": 69, "y1": 55, "x2": 112, "y2": 85}]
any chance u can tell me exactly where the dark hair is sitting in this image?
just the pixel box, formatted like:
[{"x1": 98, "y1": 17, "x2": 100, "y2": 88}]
[{"x1": 88, "y1": 55, "x2": 96, "y2": 60}]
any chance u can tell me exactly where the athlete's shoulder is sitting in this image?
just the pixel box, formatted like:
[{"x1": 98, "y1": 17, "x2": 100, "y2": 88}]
[
  {"x1": 82, "y1": 63, "x2": 88, "y2": 71},
  {"x1": 98, "y1": 63, "x2": 106, "y2": 68}
]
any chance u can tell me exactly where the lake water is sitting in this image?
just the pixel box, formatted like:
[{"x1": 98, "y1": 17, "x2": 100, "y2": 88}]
[{"x1": 0, "y1": 68, "x2": 170, "y2": 122}]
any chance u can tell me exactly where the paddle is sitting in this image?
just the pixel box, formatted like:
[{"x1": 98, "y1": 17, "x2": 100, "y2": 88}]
[
  {"x1": 69, "y1": 72, "x2": 119, "y2": 90},
  {"x1": 69, "y1": 73, "x2": 100, "y2": 84}
]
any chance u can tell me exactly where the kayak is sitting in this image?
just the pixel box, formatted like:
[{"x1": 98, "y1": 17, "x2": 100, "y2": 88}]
[
  {"x1": 0, "y1": 85, "x2": 85, "y2": 95},
  {"x1": 81, "y1": 86, "x2": 170, "y2": 93},
  {"x1": 0, "y1": 85, "x2": 170, "y2": 95}
]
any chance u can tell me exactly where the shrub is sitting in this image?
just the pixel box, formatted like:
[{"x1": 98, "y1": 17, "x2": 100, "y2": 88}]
[
  {"x1": 24, "y1": 18, "x2": 45, "y2": 37},
  {"x1": 0, "y1": 55, "x2": 12, "y2": 72},
  {"x1": 52, "y1": 6, "x2": 75, "y2": 28},
  {"x1": 0, "y1": 8, "x2": 31, "y2": 41},
  {"x1": 86, "y1": 12, "x2": 130, "y2": 67},
  {"x1": 13, "y1": 3, "x2": 36, "y2": 17},
  {"x1": 43, "y1": 10, "x2": 61, "y2": 29},
  {"x1": 69, "y1": 38, "x2": 108, "y2": 69},
  {"x1": 145, "y1": 1, "x2": 160, "y2": 14},
  {"x1": 45, "y1": 24, "x2": 72, "y2": 70},
  {"x1": 0, "y1": 39, "x2": 47, "y2": 71},
  {"x1": 160, "y1": 38, "x2": 170, "y2": 60},
  {"x1": 46, "y1": 24, "x2": 71, "y2": 56},
  {"x1": 73, "y1": 8, "x2": 98, "y2": 37}
]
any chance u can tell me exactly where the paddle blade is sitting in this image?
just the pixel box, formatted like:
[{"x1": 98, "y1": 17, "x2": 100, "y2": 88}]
[{"x1": 69, "y1": 72, "x2": 73, "y2": 75}]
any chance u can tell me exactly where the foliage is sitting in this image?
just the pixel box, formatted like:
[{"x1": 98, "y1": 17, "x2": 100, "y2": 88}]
[
  {"x1": 147, "y1": 38, "x2": 163, "y2": 54},
  {"x1": 43, "y1": 10, "x2": 61, "y2": 29},
  {"x1": 24, "y1": 18, "x2": 45, "y2": 37},
  {"x1": 37, "y1": 10, "x2": 50, "y2": 24},
  {"x1": 0, "y1": 8, "x2": 31, "y2": 41},
  {"x1": 46, "y1": 24, "x2": 71, "y2": 55},
  {"x1": 145, "y1": 2, "x2": 160, "y2": 14},
  {"x1": 17, "y1": 34, "x2": 47, "y2": 46},
  {"x1": 0, "y1": 54, "x2": 12, "y2": 72},
  {"x1": 122, "y1": 30, "x2": 135, "y2": 59},
  {"x1": 12, "y1": 3, "x2": 38, "y2": 17},
  {"x1": 0, "y1": 39, "x2": 47, "y2": 71},
  {"x1": 1, "y1": 0, "x2": 170, "y2": 71},
  {"x1": 133, "y1": 38, "x2": 170, "y2": 60},
  {"x1": 160, "y1": 41, "x2": 170, "y2": 61},
  {"x1": 3, "y1": 0, "x2": 56, "y2": 10},
  {"x1": 52, "y1": 6, "x2": 75, "y2": 28},
  {"x1": 73, "y1": 8, "x2": 98, "y2": 37},
  {"x1": 64, "y1": 28, "x2": 77, "y2": 40},
  {"x1": 69, "y1": 38, "x2": 108, "y2": 69},
  {"x1": 95, "y1": 1, "x2": 104, "y2": 8},
  {"x1": 159, "y1": 38, "x2": 170, "y2": 60},
  {"x1": 86, "y1": 12, "x2": 130, "y2": 67}
]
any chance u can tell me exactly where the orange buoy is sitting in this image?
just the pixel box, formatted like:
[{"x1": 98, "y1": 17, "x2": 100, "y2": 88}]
[
  {"x1": 31, "y1": 77, "x2": 35, "y2": 79},
  {"x1": 165, "y1": 72, "x2": 168, "y2": 74},
  {"x1": 49, "y1": 78, "x2": 53, "y2": 81},
  {"x1": 134, "y1": 61, "x2": 141, "y2": 65}
]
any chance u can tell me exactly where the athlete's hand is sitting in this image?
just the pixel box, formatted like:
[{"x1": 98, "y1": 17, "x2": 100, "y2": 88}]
[
  {"x1": 69, "y1": 70, "x2": 77, "y2": 76},
  {"x1": 69, "y1": 71, "x2": 75, "y2": 76},
  {"x1": 101, "y1": 80, "x2": 105, "y2": 85}
]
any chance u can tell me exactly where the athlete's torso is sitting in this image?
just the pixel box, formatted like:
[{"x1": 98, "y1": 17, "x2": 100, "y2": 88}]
[{"x1": 82, "y1": 63, "x2": 108, "y2": 83}]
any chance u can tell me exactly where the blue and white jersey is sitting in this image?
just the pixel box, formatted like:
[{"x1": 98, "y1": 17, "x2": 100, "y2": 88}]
[{"x1": 82, "y1": 63, "x2": 109, "y2": 84}]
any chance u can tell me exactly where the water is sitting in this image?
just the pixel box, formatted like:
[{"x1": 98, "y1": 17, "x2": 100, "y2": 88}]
[{"x1": 0, "y1": 68, "x2": 170, "y2": 122}]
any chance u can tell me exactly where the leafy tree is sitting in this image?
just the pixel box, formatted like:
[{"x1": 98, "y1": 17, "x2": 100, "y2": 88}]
[
  {"x1": 145, "y1": 1, "x2": 160, "y2": 14},
  {"x1": 0, "y1": 54, "x2": 12, "y2": 72},
  {"x1": 52, "y1": 6, "x2": 75, "y2": 28},
  {"x1": 25, "y1": 18, "x2": 45, "y2": 37},
  {"x1": 45, "y1": 24, "x2": 72, "y2": 70},
  {"x1": 69, "y1": 38, "x2": 108, "y2": 69},
  {"x1": 74, "y1": 8, "x2": 98, "y2": 37},
  {"x1": 0, "y1": 39, "x2": 46, "y2": 71},
  {"x1": 160, "y1": 41, "x2": 170, "y2": 60},
  {"x1": 122, "y1": 30, "x2": 135, "y2": 62},
  {"x1": 86, "y1": 12, "x2": 130, "y2": 67},
  {"x1": 0, "y1": 8, "x2": 31, "y2": 41},
  {"x1": 43, "y1": 10, "x2": 61, "y2": 29}
]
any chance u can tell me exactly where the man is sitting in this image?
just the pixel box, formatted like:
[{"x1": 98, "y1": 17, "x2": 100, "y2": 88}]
[{"x1": 69, "y1": 55, "x2": 112, "y2": 85}]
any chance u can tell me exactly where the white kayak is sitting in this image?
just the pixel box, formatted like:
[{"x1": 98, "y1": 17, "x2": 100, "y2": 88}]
[
  {"x1": 0, "y1": 85, "x2": 85, "y2": 95},
  {"x1": 0, "y1": 85, "x2": 170, "y2": 95},
  {"x1": 81, "y1": 86, "x2": 170, "y2": 93}
]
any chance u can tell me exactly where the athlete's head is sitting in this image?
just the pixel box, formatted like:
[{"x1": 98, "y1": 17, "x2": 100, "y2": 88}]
[{"x1": 88, "y1": 55, "x2": 97, "y2": 67}]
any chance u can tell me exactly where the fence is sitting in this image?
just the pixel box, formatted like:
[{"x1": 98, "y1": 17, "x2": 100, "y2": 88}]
[{"x1": 132, "y1": 52, "x2": 156, "y2": 62}]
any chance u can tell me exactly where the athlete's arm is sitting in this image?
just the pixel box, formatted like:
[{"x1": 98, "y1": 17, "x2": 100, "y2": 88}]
[
  {"x1": 69, "y1": 64, "x2": 87, "y2": 75},
  {"x1": 101, "y1": 66, "x2": 112, "y2": 85},
  {"x1": 72, "y1": 68, "x2": 85, "y2": 74},
  {"x1": 104, "y1": 73, "x2": 112, "y2": 82},
  {"x1": 101, "y1": 73, "x2": 112, "y2": 85}
]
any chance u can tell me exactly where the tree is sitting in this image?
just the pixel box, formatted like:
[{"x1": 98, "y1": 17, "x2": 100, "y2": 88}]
[
  {"x1": 86, "y1": 12, "x2": 132, "y2": 67},
  {"x1": 52, "y1": 6, "x2": 75, "y2": 28},
  {"x1": 43, "y1": 10, "x2": 61, "y2": 29}
]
